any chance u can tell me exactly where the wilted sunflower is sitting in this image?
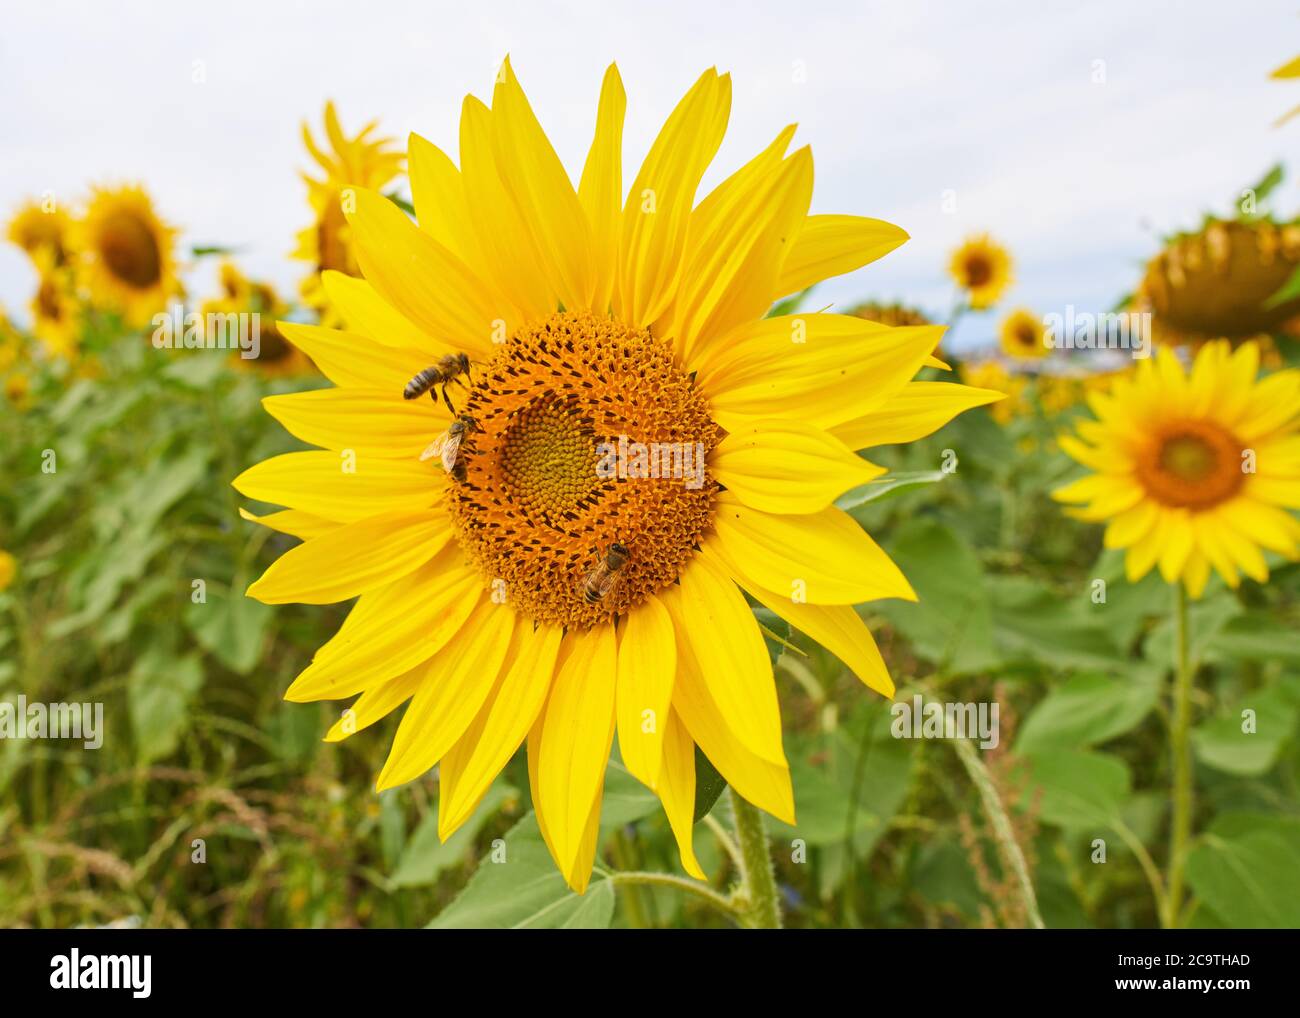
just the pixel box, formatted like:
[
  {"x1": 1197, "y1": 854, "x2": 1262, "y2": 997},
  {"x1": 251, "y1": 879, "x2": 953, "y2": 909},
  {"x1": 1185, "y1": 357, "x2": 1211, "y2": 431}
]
[
  {"x1": 998, "y1": 307, "x2": 1049, "y2": 360},
  {"x1": 237, "y1": 62, "x2": 999, "y2": 892},
  {"x1": 201, "y1": 262, "x2": 314, "y2": 376},
  {"x1": 76, "y1": 184, "x2": 181, "y2": 328},
  {"x1": 7, "y1": 198, "x2": 71, "y2": 267},
  {"x1": 949, "y1": 234, "x2": 1012, "y2": 310},
  {"x1": 1054, "y1": 341, "x2": 1300, "y2": 597},
  {"x1": 1136, "y1": 217, "x2": 1300, "y2": 344},
  {"x1": 292, "y1": 101, "x2": 404, "y2": 323}
]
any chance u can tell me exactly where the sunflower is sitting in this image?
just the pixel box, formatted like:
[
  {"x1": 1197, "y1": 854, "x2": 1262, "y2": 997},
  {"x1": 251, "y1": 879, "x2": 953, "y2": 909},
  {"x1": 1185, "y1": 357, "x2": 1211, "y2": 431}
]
[
  {"x1": 3, "y1": 371, "x2": 31, "y2": 410},
  {"x1": 237, "y1": 62, "x2": 999, "y2": 892},
  {"x1": 28, "y1": 250, "x2": 81, "y2": 360},
  {"x1": 959, "y1": 359, "x2": 1026, "y2": 424},
  {"x1": 998, "y1": 307, "x2": 1049, "y2": 360},
  {"x1": 7, "y1": 198, "x2": 72, "y2": 267},
  {"x1": 1054, "y1": 341, "x2": 1300, "y2": 597},
  {"x1": 201, "y1": 262, "x2": 314, "y2": 376},
  {"x1": 1136, "y1": 217, "x2": 1300, "y2": 344},
  {"x1": 76, "y1": 184, "x2": 181, "y2": 328},
  {"x1": 0, "y1": 549, "x2": 15, "y2": 592},
  {"x1": 849, "y1": 300, "x2": 931, "y2": 328},
  {"x1": 292, "y1": 101, "x2": 404, "y2": 323},
  {"x1": 949, "y1": 234, "x2": 1013, "y2": 310}
]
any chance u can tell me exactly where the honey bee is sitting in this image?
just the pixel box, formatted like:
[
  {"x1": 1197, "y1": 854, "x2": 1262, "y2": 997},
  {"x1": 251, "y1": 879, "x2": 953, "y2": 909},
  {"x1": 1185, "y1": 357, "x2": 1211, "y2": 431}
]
[
  {"x1": 582, "y1": 543, "x2": 630, "y2": 605},
  {"x1": 403, "y1": 352, "x2": 473, "y2": 414},
  {"x1": 420, "y1": 414, "x2": 478, "y2": 474}
]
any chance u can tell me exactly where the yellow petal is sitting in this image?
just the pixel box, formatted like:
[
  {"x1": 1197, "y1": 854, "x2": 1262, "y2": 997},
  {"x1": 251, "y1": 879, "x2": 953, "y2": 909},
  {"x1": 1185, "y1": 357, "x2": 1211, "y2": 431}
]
[
  {"x1": 345, "y1": 186, "x2": 505, "y2": 357},
  {"x1": 774, "y1": 214, "x2": 909, "y2": 298},
  {"x1": 263, "y1": 387, "x2": 446, "y2": 459},
  {"x1": 238, "y1": 507, "x2": 339, "y2": 541},
  {"x1": 658, "y1": 711, "x2": 707, "y2": 880},
  {"x1": 536, "y1": 626, "x2": 618, "y2": 878},
  {"x1": 376, "y1": 601, "x2": 516, "y2": 790},
  {"x1": 233, "y1": 450, "x2": 437, "y2": 522},
  {"x1": 670, "y1": 620, "x2": 794, "y2": 824},
  {"x1": 712, "y1": 418, "x2": 884, "y2": 514},
  {"x1": 438, "y1": 622, "x2": 564, "y2": 839},
  {"x1": 830, "y1": 382, "x2": 1004, "y2": 450},
  {"x1": 712, "y1": 492, "x2": 916, "y2": 604},
  {"x1": 618, "y1": 69, "x2": 730, "y2": 327},
  {"x1": 285, "y1": 547, "x2": 482, "y2": 702},
  {"x1": 578, "y1": 64, "x2": 627, "y2": 313},
  {"x1": 491, "y1": 57, "x2": 594, "y2": 311},
  {"x1": 615, "y1": 594, "x2": 676, "y2": 790},
  {"x1": 319, "y1": 271, "x2": 445, "y2": 354},
  {"x1": 701, "y1": 317, "x2": 944, "y2": 433},
  {"x1": 277, "y1": 321, "x2": 430, "y2": 392},
  {"x1": 408, "y1": 132, "x2": 479, "y2": 264},
  {"x1": 247, "y1": 509, "x2": 450, "y2": 606},
  {"x1": 323, "y1": 662, "x2": 425, "y2": 741}
]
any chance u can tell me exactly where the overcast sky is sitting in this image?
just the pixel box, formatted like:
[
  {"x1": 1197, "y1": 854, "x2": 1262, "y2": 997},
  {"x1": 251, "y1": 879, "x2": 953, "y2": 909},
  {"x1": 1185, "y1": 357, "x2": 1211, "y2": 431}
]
[{"x1": 2, "y1": 0, "x2": 1296, "y2": 351}]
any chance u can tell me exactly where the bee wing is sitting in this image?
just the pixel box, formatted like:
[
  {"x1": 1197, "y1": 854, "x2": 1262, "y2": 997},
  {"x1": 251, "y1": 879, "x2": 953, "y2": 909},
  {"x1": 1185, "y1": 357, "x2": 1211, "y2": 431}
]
[
  {"x1": 439, "y1": 433, "x2": 464, "y2": 473},
  {"x1": 419, "y1": 431, "x2": 450, "y2": 463}
]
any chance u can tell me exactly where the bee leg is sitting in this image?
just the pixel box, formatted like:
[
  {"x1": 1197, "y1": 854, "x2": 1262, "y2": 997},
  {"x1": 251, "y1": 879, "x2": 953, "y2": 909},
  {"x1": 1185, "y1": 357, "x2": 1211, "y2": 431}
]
[{"x1": 441, "y1": 384, "x2": 458, "y2": 417}]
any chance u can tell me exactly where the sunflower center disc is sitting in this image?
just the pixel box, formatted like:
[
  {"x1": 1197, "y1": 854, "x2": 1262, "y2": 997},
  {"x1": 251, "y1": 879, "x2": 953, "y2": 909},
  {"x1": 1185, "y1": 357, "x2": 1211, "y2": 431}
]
[
  {"x1": 964, "y1": 254, "x2": 992, "y2": 287},
  {"x1": 446, "y1": 310, "x2": 721, "y2": 627},
  {"x1": 99, "y1": 211, "x2": 162, "y2": 289},
  {"x1": 1136, "y1": 419, "x2": 1245, "y2": 509}
]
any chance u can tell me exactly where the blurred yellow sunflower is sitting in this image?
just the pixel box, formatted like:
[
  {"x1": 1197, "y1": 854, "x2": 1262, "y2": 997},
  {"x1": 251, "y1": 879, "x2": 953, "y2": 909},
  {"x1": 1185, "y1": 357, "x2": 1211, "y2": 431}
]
[
  {"x1": 4, "y1": 371, "x2": 31, "y2": 410},
  {"x1": 29, "y1": 250, "x2": 81, "y2": 360},
  {"x1": 0, "y1": 549, "x2": 16, "y2": 592},
  {"x1": 849, "y1": 300, "x2": 931, "y2": 328},
  {"x1": 292, "y1": 101, "x2": 404, "y2": 323},
  {"x1": 949, "y1": 234, "x2": 1012, "y2": 310},
  {"x1": 998, "y1": 307, "x2": 1049, "y2": 360},
  {"x1": 7, "y1": 198, "x2": 72, "y2": 267},
  {"x1": 76, "y1": 184, "x2": 181, "y2": 328},
  {"x1": 237, "y1": 61, "x2": 999, "y2": 892},
  {"x1": 201, "y1": 262, "x2": 314, "y2": 376},
  {"x1": 1136, "y1": 218, "x2": 1300, "y2": 344},
  {"x1": 1054, "y1": 341, "x2": 1300, "y2": 596},
  {"x1": 959, "y1": 359, "x2": 1026, "y2": 424}
]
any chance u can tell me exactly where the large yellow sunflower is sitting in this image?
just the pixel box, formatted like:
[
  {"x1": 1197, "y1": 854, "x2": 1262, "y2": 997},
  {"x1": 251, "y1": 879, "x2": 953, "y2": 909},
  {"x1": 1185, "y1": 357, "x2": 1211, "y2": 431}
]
[
  {"x1": 948, "y1": 233, "x2": 1013, "y2": 310},
  {"x1": 1054, "y1": 341, "x2": 1300, "y2": 596},
  {"x1": 76, "y1": 184, "x2": 181, "y2": 328},
  {"x1": 237, "y1": 62, "x2": 999, "y2": 892},
  {"x1": 292, "y1": 101, "x2": 404, "y2": 322},
  {"x1": 7, "y1": 198, "x2": 72, "y2": 267}
]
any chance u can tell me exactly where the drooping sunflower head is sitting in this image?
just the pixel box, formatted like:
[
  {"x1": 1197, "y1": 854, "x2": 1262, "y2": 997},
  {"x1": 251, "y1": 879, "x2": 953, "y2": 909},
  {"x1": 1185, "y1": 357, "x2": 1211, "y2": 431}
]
[
  {"x1": 237, "y1": 60, "x2": 999, "y2": 892},
  {"x1": 948, "y1": 233, "x2": 1013, "y2": 310},
  {"x1": 7, "y1": 198, "x2": 72, "y2": 267},
  {"x1": 1054, "y1": 341, "x2": 1300, "y2": 596},
  {"x1": 1136, "y1": 217, "x2": 1300, "y2": 344},
  {"x1": 998, "y1": 307, "x2": 1049, "y2": 360},
  {"x1": 292, "y1": 101, "x2": 404, "y2": 320},
  {"x1": 75, "y1": 184, "x2": 181, "y2": 328},
  {"x1": 199, "y1": 262, "x2": 312, "y2": 376}
]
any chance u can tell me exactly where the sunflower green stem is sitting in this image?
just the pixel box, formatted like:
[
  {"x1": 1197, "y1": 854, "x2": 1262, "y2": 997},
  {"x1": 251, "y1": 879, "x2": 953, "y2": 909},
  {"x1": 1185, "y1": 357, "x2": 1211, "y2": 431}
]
[
  {"x1": 1162, "y1": 582, "x2": 1194, "y2": 929},
  {"x1": 729, "y1": 788, "x2": 782, "y2": 929}
]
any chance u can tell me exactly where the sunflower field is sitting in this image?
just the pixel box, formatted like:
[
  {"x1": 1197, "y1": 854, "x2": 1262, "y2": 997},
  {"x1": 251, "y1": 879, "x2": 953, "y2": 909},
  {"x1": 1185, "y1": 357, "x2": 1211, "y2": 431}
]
[{"x1": 2, "y1": 45, "x2": 1300, "y2": 937}]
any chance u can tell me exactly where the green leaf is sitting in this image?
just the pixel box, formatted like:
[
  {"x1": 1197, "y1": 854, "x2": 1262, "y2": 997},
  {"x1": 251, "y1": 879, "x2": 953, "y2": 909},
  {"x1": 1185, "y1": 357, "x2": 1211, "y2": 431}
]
[
  {"x1": 128, "y1": 652, "x2": 204, "y2": 764},
  {"x1": 1186, "y1": 815, "x2": 1300, "y2": 928},
  {"x1": 1264, "y1": 261, "x2": 1300, "y2": 310},
  {"x1": 990, "y1": 575, "x2": 1125, "y2": 670},
  {"x1": 836, "y1": 470, "x2": 946, "y2": 511},
  {"x1": 599, "y1": 761, "x2": 661, "y2": 829},
  {"x1": 1016, "y1": 670, "x2": 1160, "y2": 754},
  {"x1": 1192, "y1": 687, "x2": 1299, "y2": 776},
  {"x1": 693, "y1": 748, "x2": 728, "y2": 822},
  {"x1": 391, "y1": 782, "x2": 516, "y2": 888},
  {"x1": 184, "y1": 586, "x2": 272, "y2": 675},
  {"x1": 426, "y1": 813, "x2": 613, "y2": 928},
  {"x1": 1242, "y1": 163, "x2": 1284, "y2": 208},
  {"x1": 1021, "y1": 749, "x2": 1131, "y2": 828},
  {"x1": 767, "y1": 285, "x2": 817, "y2": 318},
  {"x1": 1206, "y1": 614, "x2": 1300, "y2": 666}
]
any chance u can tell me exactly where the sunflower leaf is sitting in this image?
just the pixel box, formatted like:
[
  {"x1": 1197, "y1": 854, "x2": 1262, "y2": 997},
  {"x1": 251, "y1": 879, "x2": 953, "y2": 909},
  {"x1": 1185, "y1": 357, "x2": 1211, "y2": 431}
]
[
  {"x1": 835, "y1": 470, "x2": 946, "y2": 511},
  {"x1": 692, "y1": 748, "x2": 729, "y2": 822}
]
